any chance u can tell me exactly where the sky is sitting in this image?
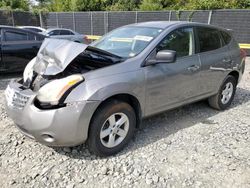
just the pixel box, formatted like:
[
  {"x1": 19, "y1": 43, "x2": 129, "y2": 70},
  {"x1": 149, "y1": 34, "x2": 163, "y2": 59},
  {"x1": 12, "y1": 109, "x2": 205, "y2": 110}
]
[{"x1": 30, "y1": 0, "x2": 38, "y2": 6}]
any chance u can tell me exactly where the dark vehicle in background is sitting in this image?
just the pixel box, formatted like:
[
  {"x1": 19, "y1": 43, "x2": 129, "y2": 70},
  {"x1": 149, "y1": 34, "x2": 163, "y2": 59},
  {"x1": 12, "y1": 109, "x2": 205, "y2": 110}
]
[
  {"x1": 0, "y1": 26, "x2": 45, "y2": 72},
  {"x1": 42, "y1": 28, "x2": 89, "y2": 43}
]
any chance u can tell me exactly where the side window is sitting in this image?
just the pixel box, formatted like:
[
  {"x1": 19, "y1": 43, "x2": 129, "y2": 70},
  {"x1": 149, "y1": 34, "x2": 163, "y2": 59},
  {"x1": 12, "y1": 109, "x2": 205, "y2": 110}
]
[
  {"x1": 4, "y1": 31, "x2": 28, "y2": 41},
  {"x1": 157, "y1": 27, "x2": 194, "y2": 58},
  {"x1": 60, "y1": 30, "x2": 72, "y2": 35},
  {"x1": 221, "y1": 31, "x2": 232, "y2": 45},
  {"x1": 48, "y1": 30, "x2": 60, "y2": 36},
  {"x1": 197, "y1": 27, "x2": 223, "y2": 53}
]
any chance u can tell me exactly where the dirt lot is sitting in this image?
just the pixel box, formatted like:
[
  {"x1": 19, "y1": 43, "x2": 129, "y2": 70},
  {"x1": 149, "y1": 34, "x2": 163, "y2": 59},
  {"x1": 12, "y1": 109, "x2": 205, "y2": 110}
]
[{"x1": 0, "y1": 59, "x2": 250, "y2": 188}]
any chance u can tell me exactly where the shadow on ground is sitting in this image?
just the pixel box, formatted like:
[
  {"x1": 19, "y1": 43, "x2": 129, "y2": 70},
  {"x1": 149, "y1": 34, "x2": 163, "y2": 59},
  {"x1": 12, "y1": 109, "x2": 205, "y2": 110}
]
[
  {"x1": 52, "y1": 87, "x2": 250, "y2": 159},
  {"x1": 0, "y1": 72, "x2": 22, "y2": 90}
]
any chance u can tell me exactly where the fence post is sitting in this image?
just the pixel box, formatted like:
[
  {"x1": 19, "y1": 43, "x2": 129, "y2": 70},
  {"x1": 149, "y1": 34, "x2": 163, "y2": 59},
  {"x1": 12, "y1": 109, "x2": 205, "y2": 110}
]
[
  {"x1": 72, "y1": 12, "x2": 76, "y2": 31},
  {"x1": 104, "y1": 12, "x2": 109, "y2": 34},
  {"x1": 39, "y1": 11, "x2": 43, "y2": 28},
  {"x1": 135, "y1": 11, "x2": 138, "y2": 23},
  {"x1": 208, "y1": 10, "x2": 213, "y2": 24},
  {"x1": 11, "y1": 11, "x2": 15, "y2": 26},
  {"x1": 169, "y1": 11, "x2": 172, "y2": 21},
  {"x1": 90, "y1": 12, "x2": 93, "y2": 35},
  {"x1": 56, "y1": 12, "x2": 59, "y2": 27}
]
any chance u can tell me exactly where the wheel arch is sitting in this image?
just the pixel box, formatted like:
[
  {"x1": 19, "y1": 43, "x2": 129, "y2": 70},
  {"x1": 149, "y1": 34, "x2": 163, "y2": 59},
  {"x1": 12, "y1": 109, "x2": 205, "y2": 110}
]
[
  {"x1": 89, "y1": 93, "x2": 142, "y2": 130},
  {"x1": 228, "y1": 70, "x2": 239, "y2": 84}
]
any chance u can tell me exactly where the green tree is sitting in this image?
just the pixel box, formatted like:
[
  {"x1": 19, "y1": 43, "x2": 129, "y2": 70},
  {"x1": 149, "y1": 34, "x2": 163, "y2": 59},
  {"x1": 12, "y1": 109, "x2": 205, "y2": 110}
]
[
  {"x1": 106, "y1": 0, "x2": 141, "y2": 11},
  {"x1": 0, "y1": 0, "x2": 29, "y2": 11},
  {"x1": 70, "y1": 0, "x2": 103, "y2": 11},
  {"x1": 139, "y1": 0, "x2": 163, "y2": 11}
]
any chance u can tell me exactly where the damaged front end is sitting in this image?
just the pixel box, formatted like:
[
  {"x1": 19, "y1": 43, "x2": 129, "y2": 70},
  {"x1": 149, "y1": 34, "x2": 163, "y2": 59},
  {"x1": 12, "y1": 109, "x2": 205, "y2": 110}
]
[
  {"x1": 17, "y1": 38, "x2": 123, "y2": 109},
  {"x1": 4, "y1": 39, "x2": 124, "y2": 146}
]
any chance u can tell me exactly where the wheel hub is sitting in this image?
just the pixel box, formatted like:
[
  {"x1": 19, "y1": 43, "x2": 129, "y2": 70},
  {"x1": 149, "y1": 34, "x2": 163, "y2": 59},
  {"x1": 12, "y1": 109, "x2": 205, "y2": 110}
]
[
  {"x1": 221, "y1": 82, "x2": 233, "y2": 104},
  {"x1": 100, "y1": 113, "x2": 129, "y2": 148}
]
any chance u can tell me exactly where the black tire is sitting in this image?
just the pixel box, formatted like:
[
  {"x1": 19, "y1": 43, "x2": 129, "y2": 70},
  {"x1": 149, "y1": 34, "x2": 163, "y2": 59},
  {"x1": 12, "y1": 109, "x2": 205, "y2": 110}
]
[
  {"x1": 208, "y1": 75, "x2": 237, "y2": 110},
  {"x1": 87, "y1": 100, "x2": 136, "y2": 156}
]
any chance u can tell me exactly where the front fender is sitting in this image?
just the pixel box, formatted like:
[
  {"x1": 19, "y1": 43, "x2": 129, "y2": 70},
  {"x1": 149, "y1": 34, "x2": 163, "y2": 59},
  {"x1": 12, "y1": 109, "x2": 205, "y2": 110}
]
[{"x1": 65, "y1": 70, "x2": 146, "y2": 115}]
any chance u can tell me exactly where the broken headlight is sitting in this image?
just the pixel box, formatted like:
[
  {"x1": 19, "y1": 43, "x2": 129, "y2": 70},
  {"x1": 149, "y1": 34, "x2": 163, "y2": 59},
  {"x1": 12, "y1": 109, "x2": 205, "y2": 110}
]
[
  {"x1": 23, "y1": 57, "x2": 36, "y2": 85},
  {"x1": 37, "y1": 74, "x2": 84, "y2": 105}
]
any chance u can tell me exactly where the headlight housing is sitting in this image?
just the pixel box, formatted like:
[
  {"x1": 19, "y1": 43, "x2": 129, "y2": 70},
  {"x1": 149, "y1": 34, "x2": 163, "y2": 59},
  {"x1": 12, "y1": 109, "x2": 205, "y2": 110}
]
[
  {"x1": 37, "y1": 74, "x2": 84, "y2": 105},
  {"x1": 23, "y1": 57, "x2": 36, "y2": 84}
]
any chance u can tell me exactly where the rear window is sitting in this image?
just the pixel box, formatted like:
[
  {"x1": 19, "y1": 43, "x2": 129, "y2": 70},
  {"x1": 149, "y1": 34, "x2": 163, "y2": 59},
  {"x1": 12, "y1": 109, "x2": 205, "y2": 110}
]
[
  {"x1": 197, "y1": 27, "x2": 223, "y2": 53},
  {"x1": 221, "y1": 31, "x2": 232, "y2": 45}
]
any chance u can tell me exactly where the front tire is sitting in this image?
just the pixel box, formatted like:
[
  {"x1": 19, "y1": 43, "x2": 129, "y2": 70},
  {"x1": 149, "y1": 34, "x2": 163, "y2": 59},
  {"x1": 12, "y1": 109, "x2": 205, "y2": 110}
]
[
  {"x1": 87, "y1": 100, "x2": 136, "y2": 156},
  {"x1": 208, "y1": 75, "x2": 237, "y2": 110}
]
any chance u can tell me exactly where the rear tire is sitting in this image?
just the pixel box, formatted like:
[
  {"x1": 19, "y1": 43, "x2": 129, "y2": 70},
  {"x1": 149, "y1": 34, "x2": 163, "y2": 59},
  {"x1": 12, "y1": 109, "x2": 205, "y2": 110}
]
[
  {"x1": 208, "y1": 75, "x2": 237, "y2": 110},
  {"x1": 87, "y1": 100, "x2": 136, "y2": 156}
]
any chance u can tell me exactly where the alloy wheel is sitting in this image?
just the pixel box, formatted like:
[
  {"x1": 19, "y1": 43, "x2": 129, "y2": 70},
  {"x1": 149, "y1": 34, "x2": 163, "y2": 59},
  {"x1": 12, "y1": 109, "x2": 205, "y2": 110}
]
[
  {"x1": 221, "y1": 82, "x2": 234, "y2": 104},
  {"x1": 100, "y1": 113, "x2": 129, "y2": 148}
]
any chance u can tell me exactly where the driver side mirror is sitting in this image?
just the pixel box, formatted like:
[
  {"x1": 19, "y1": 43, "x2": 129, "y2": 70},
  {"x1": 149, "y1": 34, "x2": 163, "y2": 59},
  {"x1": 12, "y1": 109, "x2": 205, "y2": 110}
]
[{"x1": 145, "y1": 50, "x2": 176, "y2": 66}]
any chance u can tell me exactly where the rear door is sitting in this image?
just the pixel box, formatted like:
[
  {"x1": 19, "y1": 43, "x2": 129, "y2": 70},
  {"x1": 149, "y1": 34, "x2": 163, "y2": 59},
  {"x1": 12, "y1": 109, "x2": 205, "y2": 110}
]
[
  {"x1": 1, "y1": 29, "x2": 44, "y2": 72},
  {"x1": 196, "y1": 27, "x2": 232, "y2": 94}
]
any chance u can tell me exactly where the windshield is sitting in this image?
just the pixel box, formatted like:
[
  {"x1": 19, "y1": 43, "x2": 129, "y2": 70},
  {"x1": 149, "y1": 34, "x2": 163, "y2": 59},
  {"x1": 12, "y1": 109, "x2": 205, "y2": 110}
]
[{"x1": 91, "y1": 26, "x2": 163, "y2": 58}]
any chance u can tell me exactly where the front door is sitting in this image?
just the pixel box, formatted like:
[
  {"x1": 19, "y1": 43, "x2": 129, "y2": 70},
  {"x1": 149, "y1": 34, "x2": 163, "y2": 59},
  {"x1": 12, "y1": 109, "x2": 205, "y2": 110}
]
[{"x1": 145, "y1": 27, "x2": 202, "y2": 116}]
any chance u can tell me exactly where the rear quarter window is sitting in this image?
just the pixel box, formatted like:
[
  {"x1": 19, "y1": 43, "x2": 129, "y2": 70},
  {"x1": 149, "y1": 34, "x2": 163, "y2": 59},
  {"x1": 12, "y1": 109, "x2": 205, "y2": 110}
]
[
  {"x1": 196, "y1": 27, "x2": 223, "y2": 53},
  {"x1": 220, "y1": 31, "x2": 232, "y2": 45}
]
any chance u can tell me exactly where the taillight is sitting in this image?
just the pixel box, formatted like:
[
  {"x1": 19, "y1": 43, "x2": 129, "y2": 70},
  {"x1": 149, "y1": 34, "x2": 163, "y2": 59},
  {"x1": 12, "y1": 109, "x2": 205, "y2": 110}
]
[
  {"x1": 84, "y1": 36, "x2": 91, "y2": 44},
  {"x1": 240, "y1": 49, "x2": 247, "y2": 60}
]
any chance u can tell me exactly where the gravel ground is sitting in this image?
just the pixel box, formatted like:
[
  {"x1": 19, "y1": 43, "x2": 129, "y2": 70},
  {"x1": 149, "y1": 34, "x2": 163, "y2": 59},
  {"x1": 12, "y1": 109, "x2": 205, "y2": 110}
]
[{"x1": 0, "y1": 59, "x2": 250, "y2": 188}]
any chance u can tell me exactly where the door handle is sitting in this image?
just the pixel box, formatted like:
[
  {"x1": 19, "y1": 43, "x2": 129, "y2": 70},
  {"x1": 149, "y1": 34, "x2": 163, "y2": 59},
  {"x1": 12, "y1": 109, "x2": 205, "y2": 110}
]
[{"x1": 187, "y1": 65, "x2": 200, "y2": 72}]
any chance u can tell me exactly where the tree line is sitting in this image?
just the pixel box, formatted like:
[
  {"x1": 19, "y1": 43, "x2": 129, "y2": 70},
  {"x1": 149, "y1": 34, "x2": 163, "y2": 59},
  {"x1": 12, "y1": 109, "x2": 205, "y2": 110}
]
[{"x1": 0, "y1": 0, "x2": 249, "y2": 12}]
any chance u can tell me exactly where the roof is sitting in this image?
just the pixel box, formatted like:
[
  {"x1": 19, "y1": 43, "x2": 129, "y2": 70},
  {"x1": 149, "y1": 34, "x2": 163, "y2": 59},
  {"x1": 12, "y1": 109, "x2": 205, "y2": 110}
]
[
  {"x1": 0, "y1": 25, "x2": 16, "y2": 29},
  {"x1": 128, "y1": 21, "x2": 189, "y2": 29},
  {"x1": 0, "y1": 25, "x2": 45, "y2": 36},
  {"x1": 127, "y1": 21, "x2": 229, "y2": 32},
  {"x1": 46, "y1": 28, "x2": 73, "y2": 32}
]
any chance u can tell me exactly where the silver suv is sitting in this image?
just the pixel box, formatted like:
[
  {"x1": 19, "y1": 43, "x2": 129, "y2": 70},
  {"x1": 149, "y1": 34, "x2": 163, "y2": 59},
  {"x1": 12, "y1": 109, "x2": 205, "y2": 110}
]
[{"x1": 5, "y1": 22, "x2": 246, "y2": 156}]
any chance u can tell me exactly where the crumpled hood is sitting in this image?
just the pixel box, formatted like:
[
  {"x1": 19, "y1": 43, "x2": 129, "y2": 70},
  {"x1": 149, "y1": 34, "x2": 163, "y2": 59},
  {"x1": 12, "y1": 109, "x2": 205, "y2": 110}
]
[{"x1": 33, "y1": 38, "x2": 88, "y2": 75}]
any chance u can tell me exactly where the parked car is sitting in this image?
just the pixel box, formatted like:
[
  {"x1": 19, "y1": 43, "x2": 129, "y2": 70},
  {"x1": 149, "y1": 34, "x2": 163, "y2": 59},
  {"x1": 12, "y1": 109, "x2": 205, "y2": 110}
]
[
  {"x1": 5, "y1": 21, "x2": 246, "y2": 156},
  {"x1": 0, "y1": 26, "x2": 45, "y2": 72},
  {"x1": 42, "y1": 28, "x2": 89, "y2": 44},
  {"x1": 18, "y1": 26, "x2": 46, "y2": 34}
]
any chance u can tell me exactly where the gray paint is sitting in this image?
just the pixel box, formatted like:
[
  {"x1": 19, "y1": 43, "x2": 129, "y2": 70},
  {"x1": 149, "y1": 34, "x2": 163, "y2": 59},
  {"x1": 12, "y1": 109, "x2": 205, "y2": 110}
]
[{"x1": 5, "y1": 21, "x2": 244, "y2": 147}]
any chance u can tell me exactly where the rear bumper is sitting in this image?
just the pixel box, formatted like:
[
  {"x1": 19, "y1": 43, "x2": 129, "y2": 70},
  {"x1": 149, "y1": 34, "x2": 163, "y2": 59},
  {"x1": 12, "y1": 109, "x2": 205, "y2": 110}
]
[{"x1": 5, "y1": 80, "x2": 99, "y2": 147}]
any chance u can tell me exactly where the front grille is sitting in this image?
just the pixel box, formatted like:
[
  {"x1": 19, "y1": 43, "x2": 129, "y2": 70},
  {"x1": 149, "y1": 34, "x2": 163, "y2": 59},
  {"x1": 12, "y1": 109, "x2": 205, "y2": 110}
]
[{"x1": 5, "y1": 86, "x2": 30, "y2": 109}]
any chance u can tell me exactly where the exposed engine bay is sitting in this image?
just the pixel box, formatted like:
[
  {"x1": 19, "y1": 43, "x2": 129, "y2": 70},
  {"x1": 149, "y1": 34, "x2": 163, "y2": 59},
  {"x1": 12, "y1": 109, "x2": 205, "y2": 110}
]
[{"x1": 22, "y1": 39, "x2": 124, "y2": 92}]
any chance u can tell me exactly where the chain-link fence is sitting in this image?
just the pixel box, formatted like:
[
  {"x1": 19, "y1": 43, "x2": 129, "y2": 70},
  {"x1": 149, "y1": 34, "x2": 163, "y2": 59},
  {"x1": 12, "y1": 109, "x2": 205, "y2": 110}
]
[{"x1": 0, "y1": 10, "x2": 249, "y2": 43}]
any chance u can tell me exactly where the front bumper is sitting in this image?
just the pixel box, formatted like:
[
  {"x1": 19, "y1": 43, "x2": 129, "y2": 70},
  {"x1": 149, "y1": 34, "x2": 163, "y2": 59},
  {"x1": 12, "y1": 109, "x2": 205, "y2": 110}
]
[{"x1": 5, "y1": 80, "x2": 99, "y2": 147}]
